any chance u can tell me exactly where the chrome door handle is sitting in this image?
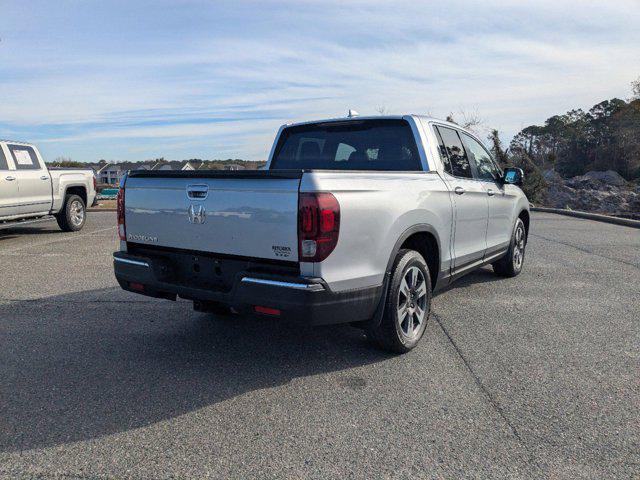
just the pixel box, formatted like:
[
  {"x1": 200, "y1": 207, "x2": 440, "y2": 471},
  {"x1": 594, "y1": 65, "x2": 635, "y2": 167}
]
[
  {"x1": 487, "y1": 188, "x2": 495, "y2": 196},
  {"x1": 454, "y1": 186, "x2": 465, "y2": 195},
  {"x1": 5, "y1": 176, "x2": 16, "y2": 181},
  {"x1": 40, "y1": 175, "x2": 49, "y2": 180}
]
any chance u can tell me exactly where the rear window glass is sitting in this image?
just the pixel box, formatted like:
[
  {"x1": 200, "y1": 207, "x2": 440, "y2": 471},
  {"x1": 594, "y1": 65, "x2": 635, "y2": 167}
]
[
  {"x1": 270, "y1": 119, "x2": 422, "y2": 171},
  {"x1": 7, "y1": 144, "x2": 40, "y2": 170}
]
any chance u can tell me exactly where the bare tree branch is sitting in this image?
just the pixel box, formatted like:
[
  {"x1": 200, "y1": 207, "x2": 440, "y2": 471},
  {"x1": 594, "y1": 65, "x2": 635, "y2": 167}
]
[
  {"x1": 445, "y1": 109, "x2": 484, "y2": 134},
  {"x1": 632, "y1": 76, "x2": 640, "y2": 100}
]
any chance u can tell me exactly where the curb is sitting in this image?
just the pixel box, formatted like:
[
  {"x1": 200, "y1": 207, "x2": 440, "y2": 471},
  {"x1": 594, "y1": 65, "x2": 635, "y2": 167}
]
[
  {"x1": 531, "y1": 207, "x2": 640, "y2": 229},
  {"x1": 88, "y1": 208, "x2": 117, "y2": 212}
]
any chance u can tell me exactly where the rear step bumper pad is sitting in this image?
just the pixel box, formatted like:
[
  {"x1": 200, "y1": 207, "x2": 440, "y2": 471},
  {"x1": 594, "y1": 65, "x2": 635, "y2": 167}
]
[{"x1": 113, "y1": 251, "x2": 381, "y2": 326}]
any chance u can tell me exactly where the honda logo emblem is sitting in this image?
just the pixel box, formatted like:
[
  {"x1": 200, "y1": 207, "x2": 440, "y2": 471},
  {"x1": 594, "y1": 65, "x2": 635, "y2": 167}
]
[{"x1": 188, "y1": 204, "x2": 206, "y2": 224}]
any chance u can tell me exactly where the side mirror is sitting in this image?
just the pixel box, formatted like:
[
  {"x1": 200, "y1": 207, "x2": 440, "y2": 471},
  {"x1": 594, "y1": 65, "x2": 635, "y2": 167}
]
[{"x1": 502, "y1": 167, "x2": 524, "y2": 187}]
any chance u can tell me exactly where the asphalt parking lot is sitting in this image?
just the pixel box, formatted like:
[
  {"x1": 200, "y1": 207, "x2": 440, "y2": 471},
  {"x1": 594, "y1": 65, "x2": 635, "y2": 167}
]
[{"x1": 1, "y1": 212, "x2": 638, "y2": 479}]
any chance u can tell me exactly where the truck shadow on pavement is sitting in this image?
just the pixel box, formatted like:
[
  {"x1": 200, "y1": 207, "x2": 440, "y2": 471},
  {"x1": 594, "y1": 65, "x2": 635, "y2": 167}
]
[
  {"x1": 434, "y1": 267, "x2": 505, "y2": 296},
  {"x1": 0, "y1": 287, "x2": 391, "y2": 453},
  {"x1": 0, "y1": 224, "x2": 63, "y2": 241}
]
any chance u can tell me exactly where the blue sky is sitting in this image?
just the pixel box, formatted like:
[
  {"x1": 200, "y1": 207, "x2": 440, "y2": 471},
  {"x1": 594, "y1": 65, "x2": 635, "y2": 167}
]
[{"x1": 1, "y1": 0, "x2": 639, "y2": 162}]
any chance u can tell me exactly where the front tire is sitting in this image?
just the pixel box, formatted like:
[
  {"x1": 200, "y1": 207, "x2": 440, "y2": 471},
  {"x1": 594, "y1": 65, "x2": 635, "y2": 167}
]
[
  {"x1": 56, "y1": 194, "x2": 86, "y2": 232},
  {"x1": 492, "y1": 217, "x2": 526, "y2": 277},
  {"x1": 366, "y1": 249, "x2": 432, "y2": 353}
]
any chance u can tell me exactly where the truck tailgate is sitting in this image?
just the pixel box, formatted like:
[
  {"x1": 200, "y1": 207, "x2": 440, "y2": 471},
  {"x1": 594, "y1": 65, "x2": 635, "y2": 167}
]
[{"x1": 124, "y1": 171, "x2": 301, "y2": 261}]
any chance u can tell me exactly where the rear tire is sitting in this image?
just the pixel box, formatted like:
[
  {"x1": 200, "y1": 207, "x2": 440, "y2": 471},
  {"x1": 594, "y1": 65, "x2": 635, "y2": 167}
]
[
  {"x1": 366, "y1": 249, "x2": 432, "y2": 354},
  {"x1": 492, "y1": 217, "x2": 526, "y2": 277},
  {"x1": 56, "y1": 194, "x2": 86, "y2": 232}
]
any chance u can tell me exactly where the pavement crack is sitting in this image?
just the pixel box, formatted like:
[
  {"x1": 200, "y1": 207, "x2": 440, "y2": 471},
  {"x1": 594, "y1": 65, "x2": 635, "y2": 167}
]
[
  {"x1": 432, "y1": 312, "x2": 522, "y2": 441},
  {"x1": 431, "y1": 312, "x2": 544, "y2": 474},
  {"x1": 530, "y1": 233, "x2": 639, "y2": 269}
]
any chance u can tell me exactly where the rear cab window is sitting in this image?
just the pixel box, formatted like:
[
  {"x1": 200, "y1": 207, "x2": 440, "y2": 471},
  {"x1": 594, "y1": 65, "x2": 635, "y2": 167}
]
[
  {"x1": 270, "y1": 119, "x2": 422, "y2": 171},
  {"x1": 7, "y1": 144, "x2": 41, "y2": 170}
]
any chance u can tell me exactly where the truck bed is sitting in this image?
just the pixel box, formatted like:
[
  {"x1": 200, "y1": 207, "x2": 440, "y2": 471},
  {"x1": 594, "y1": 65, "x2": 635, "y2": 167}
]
[{"x1": 123, "y1": 170, "x2": 304, "y2": 262}]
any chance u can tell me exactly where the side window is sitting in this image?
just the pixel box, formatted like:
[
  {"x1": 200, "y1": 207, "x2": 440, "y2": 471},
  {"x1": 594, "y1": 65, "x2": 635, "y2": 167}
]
[
  {"x1": 365, "y1": 148, "x2": 379, "y2": 161},
  {"x1": 436, "y1": 126, "x2": 472, "y2": 178},
  {"x1": 462, "y1": 133, "x2": 501, "y2": 181},
  {"x1": 335, "y1": 143, "x2": 356, "y2": 162},
  {"x1": 0, "y1": 146, "x2": 8, "y2": 170},
  {"x1": 434, "y1": 127, "x2": 453, "y2": 175},
  {"x1": 7, "y1": 144, "x2": 41, "y2": 170}
]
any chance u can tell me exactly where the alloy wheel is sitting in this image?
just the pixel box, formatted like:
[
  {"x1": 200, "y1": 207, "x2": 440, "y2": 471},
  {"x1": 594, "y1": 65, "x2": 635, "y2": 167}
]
[
  {"x1": 513, "y1": 223, "x2": 526, "y2": 270},
  {"x1": 70, "y1": 200, "x2": 85, "y2": 227},
  {"x1": 397, "y1": 266, "x2": 428, "y2": 339}
]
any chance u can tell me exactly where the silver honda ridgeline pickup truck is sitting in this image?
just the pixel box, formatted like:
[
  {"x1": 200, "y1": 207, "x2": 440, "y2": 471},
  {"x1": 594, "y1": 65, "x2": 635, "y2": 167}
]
[{"x1": 113, "y1": 115, "x2": 529, "y2": 353}]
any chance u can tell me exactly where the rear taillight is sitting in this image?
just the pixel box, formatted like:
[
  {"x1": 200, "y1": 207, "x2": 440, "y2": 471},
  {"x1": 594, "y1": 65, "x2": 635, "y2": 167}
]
[
  {"x1": 117, "y1": 186, "x2": 126, "y2": 241},
  {"x1": 298, "y1": 192, "x2": 340, "y2": 262},
  {"x1": 129, "y1": 282, "x2": 145, "y2": 292},
  {"x1": 254, "y1": 305, "x2": 281, "y2": 316},
  {"x1": 93, "y1": 175, "x2": 97, "y2": 191}
]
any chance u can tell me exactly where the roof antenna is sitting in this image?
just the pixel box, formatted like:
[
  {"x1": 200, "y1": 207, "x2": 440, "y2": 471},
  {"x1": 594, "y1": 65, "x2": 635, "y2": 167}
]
[{"x1": 347, "y1": 109, "x2": 359, "y2": 118}]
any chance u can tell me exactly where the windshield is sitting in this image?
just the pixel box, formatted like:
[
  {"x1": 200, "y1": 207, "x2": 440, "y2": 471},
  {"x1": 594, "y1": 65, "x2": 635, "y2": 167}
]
[{"x1": 270, "y1": 119, "x2": 422, "y2": 171}]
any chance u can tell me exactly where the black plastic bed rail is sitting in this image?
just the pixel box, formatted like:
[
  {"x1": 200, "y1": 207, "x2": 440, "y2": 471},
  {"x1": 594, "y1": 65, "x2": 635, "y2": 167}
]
[{"x1": 127, "y1": 169, "x2": 305, "y2": 179}]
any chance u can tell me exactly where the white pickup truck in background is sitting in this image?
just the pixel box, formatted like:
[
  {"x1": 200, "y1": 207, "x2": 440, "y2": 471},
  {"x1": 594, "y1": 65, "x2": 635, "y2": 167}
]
[{"x1": 0, "y1": 141, "x2": 97, "y2": 232}]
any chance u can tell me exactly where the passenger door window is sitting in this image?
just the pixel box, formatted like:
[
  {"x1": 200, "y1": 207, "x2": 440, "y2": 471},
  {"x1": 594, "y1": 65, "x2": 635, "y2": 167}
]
[
  {"x1": 0, "y1": 146, "x2": 8, "y2": 170},
  {"x1": 462, "y1": 133, "x2": 501, "y2": 182},
  {"x1": 7, "y1": 144, "x2": 41, "y2": 170},
  {"x1": 435, "y1": 126, "x2": 473, "y2": 178},
  {"x1": 434, "y1": 127, "x2": 453, "y2": 175}
]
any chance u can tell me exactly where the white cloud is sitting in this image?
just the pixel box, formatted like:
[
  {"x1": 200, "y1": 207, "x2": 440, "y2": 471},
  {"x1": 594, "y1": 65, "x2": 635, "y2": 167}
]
[{"x1": 0, "y1": 0, "x2": 638, "y2": 160}]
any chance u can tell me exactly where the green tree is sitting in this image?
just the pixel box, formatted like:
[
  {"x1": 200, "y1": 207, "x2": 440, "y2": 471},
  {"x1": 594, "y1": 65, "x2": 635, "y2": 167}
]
[
  {"x1": 488, "y1": 129, "x2": 509, "y2": 168},
  {"x1": 612, "y1": 98, "x2": 640, "y2": 178},
  {"x1": 489, "y1": 130, "x2": 548, "y2": 203},
  {"x1": 511, "y1": 97, "x2": 640, "y2": 180},
  {"x1": 48, "y1": 156, "x2": 85, "y2": 168}
]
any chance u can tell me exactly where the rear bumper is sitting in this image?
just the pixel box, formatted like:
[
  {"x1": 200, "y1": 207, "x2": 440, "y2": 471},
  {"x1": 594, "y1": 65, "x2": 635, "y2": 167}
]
[{"x1": 113, "y1": 251, "x2": 381, "y2": 325}]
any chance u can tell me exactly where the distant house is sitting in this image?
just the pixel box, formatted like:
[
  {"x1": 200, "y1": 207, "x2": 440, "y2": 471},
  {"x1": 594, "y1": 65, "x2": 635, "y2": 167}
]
[
  {"x1": 96, "y1": 163, "x2": 122, "y2": 185},
  {"x1": 96, "y1": 161, "x2": 154, "y2": 185},
  {"x1": 96, "y1": 160, "x2": 200, "y2": 185},
  {"x1": 152, "y1": 160, "x2": 199, "y2": 171},
  {"x1": 223, "y1": 164, "x2": 246, "y2": 171},
  {"x1": 85, "y1": 163, "x2": 103, "y2": 174}
]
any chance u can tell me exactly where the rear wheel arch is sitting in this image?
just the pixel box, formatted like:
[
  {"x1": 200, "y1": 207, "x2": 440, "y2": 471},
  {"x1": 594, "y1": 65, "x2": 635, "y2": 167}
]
[
  {"x1": 386, "y1": 224, "x2": 441, "y2": 290},
  {"x1": 63, "y1": 185, "x2": 88, "y2": 206},
  {"x1": 355, "y1": 224, "x2": 442, "y2": 332}
]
